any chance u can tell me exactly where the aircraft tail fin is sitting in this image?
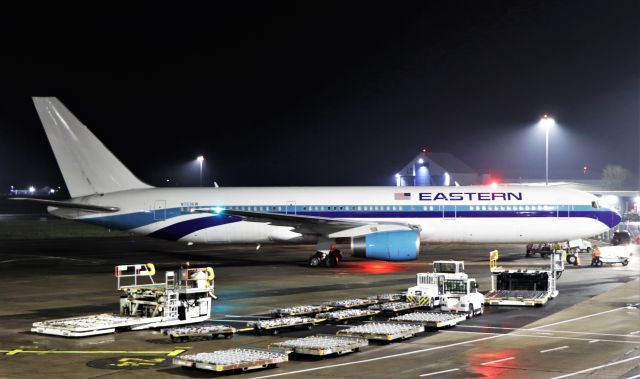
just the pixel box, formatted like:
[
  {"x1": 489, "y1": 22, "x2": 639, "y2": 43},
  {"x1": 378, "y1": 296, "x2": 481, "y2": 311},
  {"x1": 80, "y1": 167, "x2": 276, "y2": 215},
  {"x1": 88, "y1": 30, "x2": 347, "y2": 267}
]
[{"x1": 32, "y1": 97, "x2": 152, "y2": 198}]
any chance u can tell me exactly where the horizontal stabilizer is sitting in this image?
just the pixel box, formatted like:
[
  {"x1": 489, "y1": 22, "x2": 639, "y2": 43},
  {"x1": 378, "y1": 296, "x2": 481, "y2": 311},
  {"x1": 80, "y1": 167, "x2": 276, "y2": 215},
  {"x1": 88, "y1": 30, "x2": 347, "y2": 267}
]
[{"x1": 10, "y1": 198, "x2": 120, "y2": 213}]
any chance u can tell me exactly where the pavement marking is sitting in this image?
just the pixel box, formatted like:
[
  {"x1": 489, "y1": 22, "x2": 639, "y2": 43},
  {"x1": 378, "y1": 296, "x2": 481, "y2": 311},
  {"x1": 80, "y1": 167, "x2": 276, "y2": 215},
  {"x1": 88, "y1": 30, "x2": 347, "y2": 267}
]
[
  {"x1": 530, "y1": 306, "x2": 627, "y2": 330},
  {"x1": 249, "y1": 334, "x2": 505, "y2": 378},
  {"x1": 629, "y1": 331, "x2": 640, "y2": 335},
  {"x1": 419, "y1": 368, "x2": 460, "y2": 377},
  {"x1": 441, "y1": 330, "x2": 640, "y2": 345},
  {"x1": 459, "y1": 325, "x2": 640, "y2": 338},
  {"x1": 460, "y1": 325, "x2": 640, "y2": 338},
  {"x1": 589, "y1": 339, "x2": 599, "y2": 343},
  {"x1": 480, "y1": 357, "x2": 515, "y2": 365},
  {"x1": 624, "y1": 375, "x2": 640, "y2": 379},
  {"x1": 166, "y1": 349, "x2": 187, "y2": 357},
  {"x1": 540, "y1": 346, "x2": 569, "y2": 353},
  {"x1": 1, "y1": 348, "x2": 188, "y2": 356},
  {"x1": 550, "y1": 354, "x2": 640, "y2": 379}
]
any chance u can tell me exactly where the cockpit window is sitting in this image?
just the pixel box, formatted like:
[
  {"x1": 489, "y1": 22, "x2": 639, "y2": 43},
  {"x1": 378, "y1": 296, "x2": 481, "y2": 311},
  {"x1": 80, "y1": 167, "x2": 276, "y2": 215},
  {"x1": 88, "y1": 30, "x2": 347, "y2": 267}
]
[{"x1": 591, "y1": 201, "x2": 600, "y2": 209}]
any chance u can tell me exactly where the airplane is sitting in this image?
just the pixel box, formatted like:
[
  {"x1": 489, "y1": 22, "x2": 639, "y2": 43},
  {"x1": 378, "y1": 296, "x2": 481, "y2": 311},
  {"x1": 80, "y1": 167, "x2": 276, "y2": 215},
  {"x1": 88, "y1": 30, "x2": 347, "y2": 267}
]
[{"x1": 13, "y1": 97, "x2": 621, "y2": 268}]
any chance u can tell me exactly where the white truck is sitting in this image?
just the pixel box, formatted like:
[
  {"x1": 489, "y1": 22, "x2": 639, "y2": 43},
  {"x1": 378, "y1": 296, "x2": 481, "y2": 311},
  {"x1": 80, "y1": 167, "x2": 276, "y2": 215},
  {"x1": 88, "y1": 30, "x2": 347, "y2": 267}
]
[
  {"x1": 406, "y1": 260, "x2": 467, "y2": 308},
  {"x1": 440, "y1": 277, "x2": 484, "y2": 318},
  {"x1": 407, "y1": 260, "x2": 484, "y2": 318},
  {"x1": 568, "y1": 239, "x2": 592, "y2": 254}
]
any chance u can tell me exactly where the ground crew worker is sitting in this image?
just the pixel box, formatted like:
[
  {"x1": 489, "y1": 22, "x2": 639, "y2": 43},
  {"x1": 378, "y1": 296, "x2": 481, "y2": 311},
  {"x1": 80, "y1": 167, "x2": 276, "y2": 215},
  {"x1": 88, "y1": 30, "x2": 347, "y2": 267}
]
[
  {"x1": 190, "y1": 269, "x2": 207, "y2": 288},
  {"x1": 591, "y1": 246, "x2": 601, "y2": 266}
]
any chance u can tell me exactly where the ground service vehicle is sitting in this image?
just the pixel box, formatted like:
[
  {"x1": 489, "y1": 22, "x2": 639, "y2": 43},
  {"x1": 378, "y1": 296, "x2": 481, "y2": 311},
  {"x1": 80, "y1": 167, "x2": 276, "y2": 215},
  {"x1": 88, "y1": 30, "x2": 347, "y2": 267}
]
[{"x1": 611, "y1": 231, "x2": 632, "y2": 245}]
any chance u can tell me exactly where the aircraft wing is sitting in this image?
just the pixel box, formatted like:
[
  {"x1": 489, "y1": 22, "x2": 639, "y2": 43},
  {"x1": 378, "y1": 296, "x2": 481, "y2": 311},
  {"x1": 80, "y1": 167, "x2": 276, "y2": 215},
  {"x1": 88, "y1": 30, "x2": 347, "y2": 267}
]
[{"x1": 195, "y1": 208, "x2": 419, "y2": 238}]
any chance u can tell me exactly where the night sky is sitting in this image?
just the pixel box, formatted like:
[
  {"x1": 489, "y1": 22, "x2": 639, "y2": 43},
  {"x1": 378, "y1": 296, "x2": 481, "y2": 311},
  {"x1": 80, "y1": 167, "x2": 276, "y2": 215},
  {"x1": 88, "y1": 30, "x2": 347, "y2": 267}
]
[{"x1": 0, "y1": 2, "x2": 638, "y2": 193}]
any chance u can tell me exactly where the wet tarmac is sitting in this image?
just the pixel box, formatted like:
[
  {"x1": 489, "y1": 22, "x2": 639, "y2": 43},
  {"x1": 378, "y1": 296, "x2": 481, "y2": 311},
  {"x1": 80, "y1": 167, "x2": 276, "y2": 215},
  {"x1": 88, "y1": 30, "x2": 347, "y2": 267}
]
[{"x1": 0, "y1": 235, "x2": 638, "y2": 378}]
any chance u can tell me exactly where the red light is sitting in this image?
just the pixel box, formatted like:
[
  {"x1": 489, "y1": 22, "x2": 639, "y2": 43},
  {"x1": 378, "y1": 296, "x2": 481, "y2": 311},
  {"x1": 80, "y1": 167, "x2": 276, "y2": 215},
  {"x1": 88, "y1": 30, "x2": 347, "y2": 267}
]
[
  {"x1": 349, "y1": 262, "x2": 410, "y2": 274},
  {"x1": 490, "y1": 182, "x2": 498, "y2": 189}
]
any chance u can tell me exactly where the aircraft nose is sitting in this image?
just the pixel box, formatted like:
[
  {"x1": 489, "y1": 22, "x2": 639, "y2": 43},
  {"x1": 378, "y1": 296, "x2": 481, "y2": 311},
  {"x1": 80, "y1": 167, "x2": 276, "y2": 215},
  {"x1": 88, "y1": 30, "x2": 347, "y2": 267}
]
[{"x1": 608, "y1": 209, "x2": 622, "y2": 228}]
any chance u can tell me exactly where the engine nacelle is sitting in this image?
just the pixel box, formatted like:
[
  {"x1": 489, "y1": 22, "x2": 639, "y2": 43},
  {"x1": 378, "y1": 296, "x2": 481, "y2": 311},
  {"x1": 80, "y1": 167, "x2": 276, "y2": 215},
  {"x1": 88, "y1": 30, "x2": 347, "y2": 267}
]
[{"x1": 351, "y1": 230, "x2": 420, "y2": 261}]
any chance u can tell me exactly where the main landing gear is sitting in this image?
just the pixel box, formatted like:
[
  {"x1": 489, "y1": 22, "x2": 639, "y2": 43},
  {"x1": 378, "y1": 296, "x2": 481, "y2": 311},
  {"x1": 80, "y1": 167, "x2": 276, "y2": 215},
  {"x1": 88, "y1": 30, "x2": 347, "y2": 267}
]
[{"x1": 308, "y1": 250, "x2": 343, "y2": 268}]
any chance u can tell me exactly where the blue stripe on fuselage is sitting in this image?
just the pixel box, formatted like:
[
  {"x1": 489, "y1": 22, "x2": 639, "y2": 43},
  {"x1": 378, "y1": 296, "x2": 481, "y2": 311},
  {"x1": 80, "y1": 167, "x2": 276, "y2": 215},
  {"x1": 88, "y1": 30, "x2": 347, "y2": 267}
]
[
  {"x1": 78, "y1": 205, "x2": 620, "y2": 235},
  {"x1": 148, "y1": 215, "x2": 241, "y2": 241}
]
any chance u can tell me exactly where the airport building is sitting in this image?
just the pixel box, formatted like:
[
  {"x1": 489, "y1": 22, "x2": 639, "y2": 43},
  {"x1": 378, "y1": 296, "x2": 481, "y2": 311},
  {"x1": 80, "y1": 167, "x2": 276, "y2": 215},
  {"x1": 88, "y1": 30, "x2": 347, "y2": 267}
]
[{"x1": 394, "y1": 150, "x2": 486, "y2": 187}]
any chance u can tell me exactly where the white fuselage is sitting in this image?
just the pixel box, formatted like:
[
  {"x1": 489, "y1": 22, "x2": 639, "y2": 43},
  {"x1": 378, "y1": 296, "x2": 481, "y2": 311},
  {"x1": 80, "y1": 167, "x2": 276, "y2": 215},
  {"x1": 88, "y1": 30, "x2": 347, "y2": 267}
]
[{"x1": 49, "y1": 186, "x2": 619, "y2": 245}]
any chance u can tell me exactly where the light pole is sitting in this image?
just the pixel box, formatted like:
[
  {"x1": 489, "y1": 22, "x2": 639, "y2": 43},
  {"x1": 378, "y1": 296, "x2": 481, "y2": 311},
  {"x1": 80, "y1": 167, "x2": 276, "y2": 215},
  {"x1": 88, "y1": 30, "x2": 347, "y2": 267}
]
[
  {"x1": 197, "y1": 155, "x2": 204, "y2": 187},
  {"x1": 539, "y1": 115, "x2": 555, "y2": 186}
]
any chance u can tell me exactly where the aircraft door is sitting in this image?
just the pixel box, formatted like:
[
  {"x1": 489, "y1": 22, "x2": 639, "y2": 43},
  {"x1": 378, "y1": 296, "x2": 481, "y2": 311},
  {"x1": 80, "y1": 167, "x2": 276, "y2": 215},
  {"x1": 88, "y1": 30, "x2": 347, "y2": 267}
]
[
  {"x1": 443, "y1": 205, "x2": 456, "y2": 219},
  {"x1": 154, "y1": 200, "x2": 167, "y2": 221},
  {"x1": 558, "y1": 205, "x2": 569, "y2": 219},
  {"x1": 286, "y1": 201, "x2": 296, "y2": 215}
]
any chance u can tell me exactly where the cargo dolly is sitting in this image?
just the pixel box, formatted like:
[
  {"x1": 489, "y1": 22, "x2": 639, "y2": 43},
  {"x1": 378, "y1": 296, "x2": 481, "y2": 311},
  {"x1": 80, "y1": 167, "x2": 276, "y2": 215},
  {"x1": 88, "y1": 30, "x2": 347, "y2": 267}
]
[
  {"x1": 270, "y1": 335, "x2": 369, "y2": 356},
  {"x1": 247, "y1": 317, "x2": 321, "y2": 335},
  {"x1": 369, "y1": 301, "x2": 426, "y2": 314},
  {"x1": 172, "y1": 348, "x2": 287, "y2": 373},
  {"x1": 337, "y1": 322, "x2": 423, "y2": 342},
  {"x1": 270, "y1": 305, "x2": 333, "y2": 318},
  {"x1": 389, "y1": 312, "x2": 467, "y2": 329},
  {"x1": 324, "y1": 298, "x2": 378, "y2": 309},
  {"x1": 163, "y1": 323, "x2": 236, "y2": 342},
  {"x1": 591, "y1": 255, "x2": 629, "y2": 267},
  {"x1": 316, "y1": 309, "x2": 380, "y2": 324},
  {"x1": 369, "y1": 293, "x2": 405, "y2": 303}
]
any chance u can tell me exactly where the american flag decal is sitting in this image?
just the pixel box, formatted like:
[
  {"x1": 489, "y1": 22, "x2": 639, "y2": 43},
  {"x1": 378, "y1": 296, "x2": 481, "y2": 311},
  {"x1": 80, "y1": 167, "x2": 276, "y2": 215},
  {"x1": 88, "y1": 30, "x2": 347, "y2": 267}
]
[{"x1": 394, "y1": 192, "x2": 411, "y2": 200}]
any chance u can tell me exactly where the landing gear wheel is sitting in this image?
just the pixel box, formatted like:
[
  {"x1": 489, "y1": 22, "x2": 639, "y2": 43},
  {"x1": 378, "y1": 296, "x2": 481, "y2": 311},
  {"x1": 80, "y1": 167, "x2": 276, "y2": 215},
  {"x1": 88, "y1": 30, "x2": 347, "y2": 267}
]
[
  {"x1": 308, "y1": 255, "x2": 321, "y2": 267},
  {"x1": 325, "y1": 252, "x2": 339, "y2": 268},
  {"x1": 622, "y1": 259, "x2": 629, "y2": 266}
]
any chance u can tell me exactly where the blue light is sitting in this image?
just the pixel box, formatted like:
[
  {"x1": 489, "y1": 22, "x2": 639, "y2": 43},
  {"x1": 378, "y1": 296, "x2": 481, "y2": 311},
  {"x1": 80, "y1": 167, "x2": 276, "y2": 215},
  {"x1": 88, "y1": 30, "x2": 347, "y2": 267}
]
[{"x1": 211, "y1": 206, "x2": 224, "y2": 215}]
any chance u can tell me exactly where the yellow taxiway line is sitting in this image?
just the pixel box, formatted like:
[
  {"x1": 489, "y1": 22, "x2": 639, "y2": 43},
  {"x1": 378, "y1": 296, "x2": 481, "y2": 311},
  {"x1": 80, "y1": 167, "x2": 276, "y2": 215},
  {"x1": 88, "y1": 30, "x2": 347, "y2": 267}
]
[{"x1": 1, "y1": 348, "x2": 188, "y2": 356}]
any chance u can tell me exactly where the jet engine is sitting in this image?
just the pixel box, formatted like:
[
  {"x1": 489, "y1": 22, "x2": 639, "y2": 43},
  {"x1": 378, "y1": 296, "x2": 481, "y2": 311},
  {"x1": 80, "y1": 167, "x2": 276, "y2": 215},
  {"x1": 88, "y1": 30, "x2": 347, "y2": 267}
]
[{"x1": 351, "y1": 230, "x2": 420, "y2": 261}]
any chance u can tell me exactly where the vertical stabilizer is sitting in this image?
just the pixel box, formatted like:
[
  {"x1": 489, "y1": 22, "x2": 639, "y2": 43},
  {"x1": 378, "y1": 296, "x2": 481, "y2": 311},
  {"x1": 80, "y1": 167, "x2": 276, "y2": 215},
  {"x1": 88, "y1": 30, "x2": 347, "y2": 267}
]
[{"x1": 32, "y1": 97, "x2": 152, "y2": 197}]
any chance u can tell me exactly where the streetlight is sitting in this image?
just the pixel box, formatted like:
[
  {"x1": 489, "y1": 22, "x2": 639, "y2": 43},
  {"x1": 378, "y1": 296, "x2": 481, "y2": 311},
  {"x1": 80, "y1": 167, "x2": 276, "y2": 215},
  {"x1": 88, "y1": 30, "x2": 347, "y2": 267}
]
[
  {"x1": 539, "y1": 115, "x2": 555, "y2": 186},
  {"x1": 196, "y1": 155, "x2": 204, "y2": 187}
]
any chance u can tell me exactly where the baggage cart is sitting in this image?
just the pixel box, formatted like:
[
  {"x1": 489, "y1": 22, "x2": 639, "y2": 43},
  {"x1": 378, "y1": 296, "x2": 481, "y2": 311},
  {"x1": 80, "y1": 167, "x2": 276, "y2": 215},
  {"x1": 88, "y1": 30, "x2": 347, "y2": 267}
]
[
  {"x1": 337, "y1": 322, "x2": 423, "y2": 341},
  {"x1": 389, "y1": 311, "x2": 467, "y2": 329},
  {"x1": 270, "y1": 335, "x2": 368, "y2": 356},
  {"x1": 163, "y1": 323, "x2": 236, "y2": 342},
  {"x1": 247, "y1": 317, "x2": 320, "y2": 335},
  {"x1": 316, "y1": 309, "x2": 379, "y2": 324},
  {"x1": 172, "y1": 348, "x2": 287, "y2": 372}
]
